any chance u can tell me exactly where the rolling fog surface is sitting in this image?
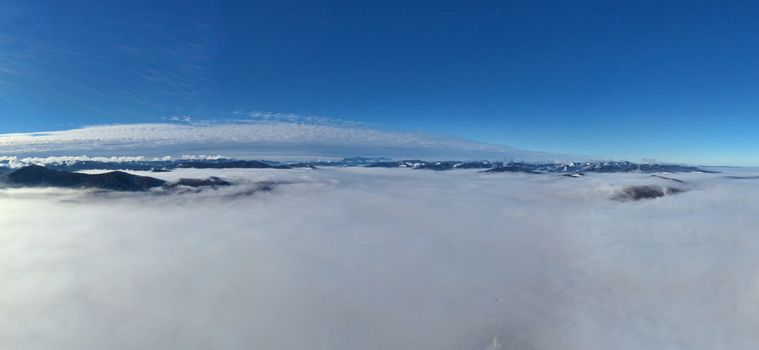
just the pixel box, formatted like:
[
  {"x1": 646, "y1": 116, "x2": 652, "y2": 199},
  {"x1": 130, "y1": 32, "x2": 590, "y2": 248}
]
[{"x1": 1, "y1": 167, "x2": 759, "y2": 349}]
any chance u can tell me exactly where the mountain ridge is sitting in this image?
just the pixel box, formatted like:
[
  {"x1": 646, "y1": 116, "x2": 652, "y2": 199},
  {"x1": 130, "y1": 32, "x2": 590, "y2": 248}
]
[{"x1": 0, "y1": 157, "x2": 717, "y2": 174}]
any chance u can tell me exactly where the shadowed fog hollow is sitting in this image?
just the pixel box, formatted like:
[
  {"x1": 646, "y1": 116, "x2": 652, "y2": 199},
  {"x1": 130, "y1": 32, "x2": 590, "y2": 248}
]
[{"x1": 1, "y1": 168, "x2": 758, "y2": 349}]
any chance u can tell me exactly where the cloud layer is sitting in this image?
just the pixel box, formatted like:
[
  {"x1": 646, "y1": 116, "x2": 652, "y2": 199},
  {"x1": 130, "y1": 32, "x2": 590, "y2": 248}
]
[
  {"x1": 1, "y1": 167, "x2": 759, "y2": 349},
  {"x1": 0, "y1": 122, "x2": 559, "y2": 160}
]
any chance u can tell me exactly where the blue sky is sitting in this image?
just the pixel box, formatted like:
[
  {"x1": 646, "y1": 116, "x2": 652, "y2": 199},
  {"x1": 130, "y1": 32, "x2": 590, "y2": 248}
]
[{"x1": 1, "y1": 0, "x2": 758, "y2": 164}]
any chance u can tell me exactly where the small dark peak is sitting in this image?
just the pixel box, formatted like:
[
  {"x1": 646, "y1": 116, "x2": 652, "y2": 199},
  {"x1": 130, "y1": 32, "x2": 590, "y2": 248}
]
[
  {"x1": 167, "y1": 177, "x2": 232, "y2": 189},
  {"x1": 615, "y1": 186, "x2": 665, "y2": 200},
  {"x1": 562, "y1": 173, "x2": 585, "y2": 178},
  {"x1": 613, "y1": 185, "x2": 685, "y2": 201},
  {"x1": 150, "y1": 168, "x2": 172, "y2": 173},
  {"x1": 665, "y1": 187, "x2": 684, "y2": 195},
  {"x1": 725, "y1": 175, "x2": 759, "y2": 180},
  {"x1": 226, "y1": 181, "x2": 283, "y2": 198},
  {"x1": 650, "y1": 174, "x2": 685, "y2": 183}
]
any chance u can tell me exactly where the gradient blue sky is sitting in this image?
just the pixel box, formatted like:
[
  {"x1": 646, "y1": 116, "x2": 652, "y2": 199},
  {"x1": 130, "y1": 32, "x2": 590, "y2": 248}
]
[{"x1": 1, "y1": 0, "x2": 758, "y2": 164}]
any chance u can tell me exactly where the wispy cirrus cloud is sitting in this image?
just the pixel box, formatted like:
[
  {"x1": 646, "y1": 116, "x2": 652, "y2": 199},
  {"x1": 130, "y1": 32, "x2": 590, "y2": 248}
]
[
  {"x1": 0, "y1": 3, "x2": 216, "y2": 114},
  {"x1": 239, "y1": 111, "x2": 369, "y2": 127}
]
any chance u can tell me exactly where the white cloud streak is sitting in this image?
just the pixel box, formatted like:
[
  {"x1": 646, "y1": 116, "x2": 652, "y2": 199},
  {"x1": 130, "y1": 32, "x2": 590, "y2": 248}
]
[{"x1": 0, "y1": 122, "x2": 559, "y2": 161}]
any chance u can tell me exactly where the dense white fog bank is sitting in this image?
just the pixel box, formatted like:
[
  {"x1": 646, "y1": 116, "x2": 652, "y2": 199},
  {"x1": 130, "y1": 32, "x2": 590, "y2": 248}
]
[{"x1": 1, "y1": 168, "x2": 759, "y2": 349}]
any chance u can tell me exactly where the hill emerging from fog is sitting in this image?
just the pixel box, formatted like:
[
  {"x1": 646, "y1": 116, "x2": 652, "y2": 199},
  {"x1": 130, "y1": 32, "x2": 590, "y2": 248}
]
[{"x1": 2, "y1": 165, "x2": 232, "y2": 192}]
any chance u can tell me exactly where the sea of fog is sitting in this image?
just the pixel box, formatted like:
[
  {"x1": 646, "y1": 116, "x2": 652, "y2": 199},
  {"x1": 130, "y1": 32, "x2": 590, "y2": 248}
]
[{"x1": 1, "y1": 167, "x2": 759, "y2": 349}]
